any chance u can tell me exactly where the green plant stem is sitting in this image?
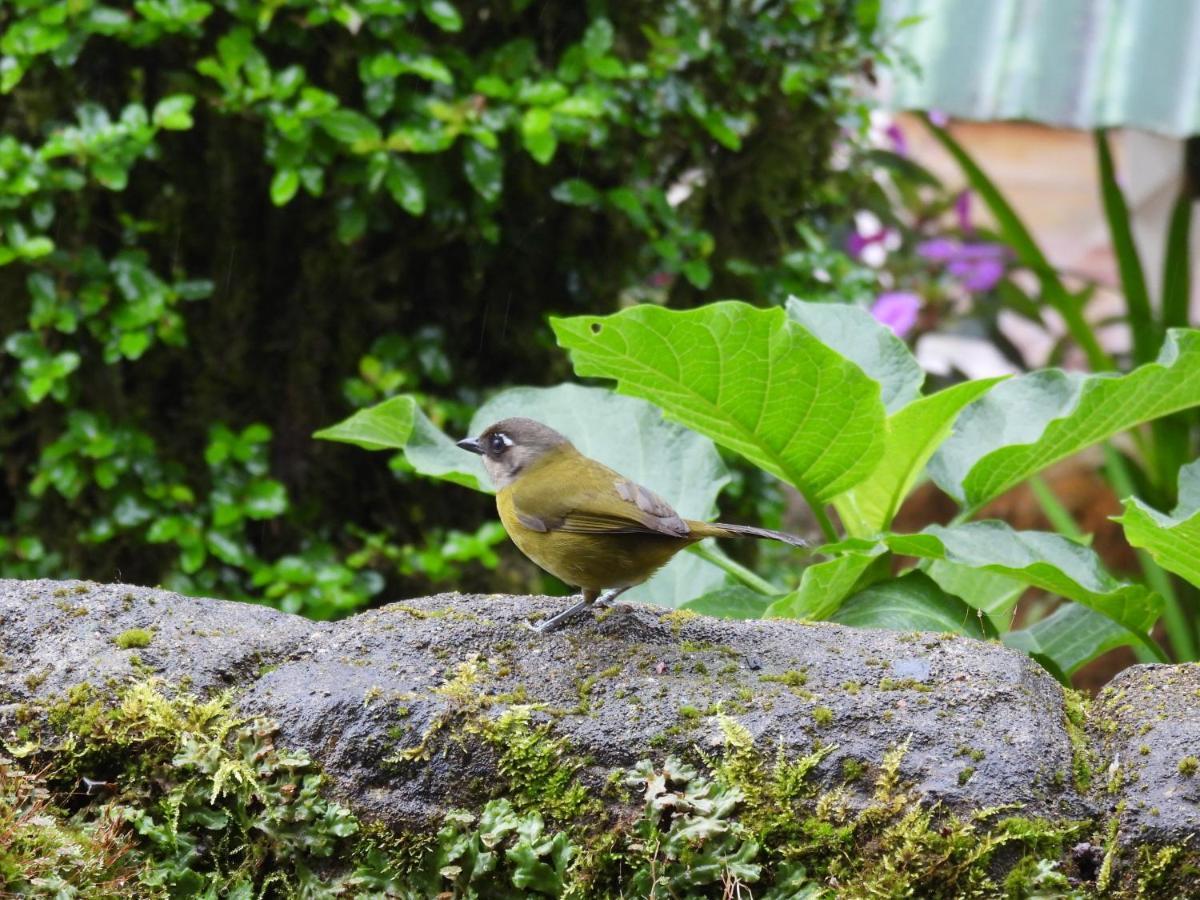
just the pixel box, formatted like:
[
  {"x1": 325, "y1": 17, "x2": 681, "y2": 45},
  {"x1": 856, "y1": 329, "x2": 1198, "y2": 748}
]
[
  {"x1": 1094, "y1": 129, "x2": 1158, "y2": 362},
  {"x1": 689, "y1": 541, "x2": 782, "y2": 596},
  {"x1": 1103, "y1": 443, "x2": 1195, "y2": 660},
  {"x1": 811, "y1": 502, "x2": 838, "y2": 543},
  {"x1": 1028, "y1": 476, "x2": 1084, "y2": 541},
  {"x1": 1162, "y1": 189, "x2": 1193, "y2": 330}
]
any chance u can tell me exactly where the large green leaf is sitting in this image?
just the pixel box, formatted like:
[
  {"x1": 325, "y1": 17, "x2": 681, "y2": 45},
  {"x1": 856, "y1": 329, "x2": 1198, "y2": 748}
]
[
  {"x1": 785, "y1": 297, "x2": 923, "y2": 413},
  {"x1": 885, "y1": 522, "x2": 1164, "y2": 658},
  {"x1": 1115, "y1": 458, "x2": 1200, "y2": 589},
  {"x1": 834, "y1": 377, "x2": 1003, "y2": 536},
  {"x1": 830, "y1": 571, "x2": 991, "y2": 638},
  {"x1": 1003, "y1": 603, "x2": 1137, "y2": 678},
  {"x1": 682, "y1": 585, "x2": 776, "y2": 620},
  {"x1": 764, "y1": 550, "x2": 882, "y2": 620},
  {"x1": 551, "y1": 301, "x2": 886, "y2": 506},
  {"x1": 927, "y1": 559, "x2": 1025, "y2": 634},
  {"x1": 315, "y1": 384, "x2": 731, "y2": 606},
  {"x1": 312, "y1": 395, "x2": 415, "y2": 452},
  {"x1": 930, "y1": 329, "x2": 1200, "y2": 510},
  {"x1": 313, "y1": 395, "x2": 486, "y2": 490},
  {"x1": 782, "y1": 300, "x2": 1003, "y2": 537}
]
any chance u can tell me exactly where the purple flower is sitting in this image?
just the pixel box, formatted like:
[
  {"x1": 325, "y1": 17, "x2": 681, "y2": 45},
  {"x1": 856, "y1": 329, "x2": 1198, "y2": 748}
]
[
  {"x1": 928, "y1": 109, "x2": 949, "y2": 127},
  {"x1": 955, "y1": 190, "x2": 973, "y2": 234},
  {"x1": 954, "y1": 242, "x2": 1008, "y2": 260},
  {"x1": 871, "y1": 292, "x2": 921, "y2": 338},
  {"x1": 846, "y1": 226, "x2": 890, "y2": 261},
  {"x1": 916, "y1": 237, "x2": 959, "y2": 261},
  {"x1": 885, "y1": 122, "x2": 908, "y2": 157},
  {"x1": 947, "y1": 256, "x2": 1006, "y2": 292},
  {"x1": 846, "y1": 229, "x2": 872, "y2": 259},
  {"x1": 918, "y1": 237, "x2": 1009, "y2": 293}
]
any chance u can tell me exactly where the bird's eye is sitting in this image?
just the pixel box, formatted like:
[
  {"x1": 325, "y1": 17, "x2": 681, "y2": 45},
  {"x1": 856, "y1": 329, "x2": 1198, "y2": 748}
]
[{"x1": 489, "y1": 433, "x2": 509, "y2": 454}]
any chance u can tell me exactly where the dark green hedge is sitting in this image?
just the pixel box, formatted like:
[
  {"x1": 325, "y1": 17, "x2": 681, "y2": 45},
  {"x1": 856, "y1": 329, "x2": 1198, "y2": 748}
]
[{"x1": 0, "y1": 0, "x2": 883, "y2": 616}]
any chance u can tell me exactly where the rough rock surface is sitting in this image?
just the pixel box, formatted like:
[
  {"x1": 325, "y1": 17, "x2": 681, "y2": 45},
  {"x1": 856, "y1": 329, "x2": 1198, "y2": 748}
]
[
  {"x1": 0, "y1": 578, "x2": 1098, "y2": 833},
  {"x1": 0, "y1": 579, "x2": 314, "y2": 699},
  {"x1": 1090, "y1": 663, "x2": 1200, "y2": 843}
]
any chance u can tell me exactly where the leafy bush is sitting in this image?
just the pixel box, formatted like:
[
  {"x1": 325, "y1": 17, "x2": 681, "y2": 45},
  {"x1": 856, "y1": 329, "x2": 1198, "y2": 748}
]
[
  {"x1": 0, "y1": 0, "x2": 885, "y2": 615},
  {"x1": 323, "y1": 298, "x2": 1200, "y2": 680}
]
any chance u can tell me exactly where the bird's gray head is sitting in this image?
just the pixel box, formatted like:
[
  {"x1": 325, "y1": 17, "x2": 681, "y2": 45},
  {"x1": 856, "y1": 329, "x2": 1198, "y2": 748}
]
[{"x1": 456, "y1": 417, "x2": 573, "y2": 489}]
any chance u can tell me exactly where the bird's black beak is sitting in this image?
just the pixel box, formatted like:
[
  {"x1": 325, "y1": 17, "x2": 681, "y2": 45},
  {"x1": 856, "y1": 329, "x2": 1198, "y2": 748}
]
[{"x1": 456, "y1": 437, "x2": 485, "y2": 455}]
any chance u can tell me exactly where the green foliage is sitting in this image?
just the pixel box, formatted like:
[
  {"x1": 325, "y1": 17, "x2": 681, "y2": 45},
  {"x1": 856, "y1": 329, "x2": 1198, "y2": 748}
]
[
  {"x1": 553, "y1": 300, "x2": 1197, "y2": 675},
  {"x1": 0, "y1": 759, "x2": 141, "y2": 895},
  {"x1": 829, "y1": 571, "x2": 991, "y2": 638},
  {"x1": 328, "y1": 292, "x2": 1197, "y2": 675},
  {"x1": 624, "y1": 756, "x2": 761, "y2": 895},
  {"x1": 12, "y1": 681, "x2": 360, "y2": 895},
  {"x1": 682, "y1": 585, "x2": 776, "y2": 620},
  {"x1": 929, "y1": 331, "x2": 1200, "y2": 513},
  {"x1": 833, "y1": 375, "x2": 1001, "y2": 536},
  {"x1": 551, "y1": 302, "x2": 887, "y2": 519},
  {"x1": 319, "y1": 383, "x2": 733, "y2": 606},
  {"x1": 885, "y1": 523, "x2": 1164, "y2": 657},
  {"x1": 482, "y1": 705, "x2": 597, "y2": 825},
  {"x1": 367, "y1": 799, "x2": 578, "y2": 899},
  {"x1": 0, "y1": 0, "x2": 883, "y2": 615},
  {"x1": 920, "y1": 117, "x2": 1199, "y2": 662},
  {"x1": 1116, "y1": 459, "x2": 1200, "y2": 590},
  {"x1": 764, "y1": 551, "x2": 881, "y2": 620}
]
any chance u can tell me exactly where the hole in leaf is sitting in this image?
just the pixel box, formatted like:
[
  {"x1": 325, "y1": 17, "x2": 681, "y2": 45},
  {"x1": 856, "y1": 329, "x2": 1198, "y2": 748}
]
[{"x1": 590, "y1": 322, "x2": 602, "y2": 334}]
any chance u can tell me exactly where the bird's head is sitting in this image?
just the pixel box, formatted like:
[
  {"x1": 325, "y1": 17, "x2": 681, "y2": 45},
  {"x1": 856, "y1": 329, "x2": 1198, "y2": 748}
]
[{"x1": 457, "y1": 418, "x2": 573, "y2": 489}]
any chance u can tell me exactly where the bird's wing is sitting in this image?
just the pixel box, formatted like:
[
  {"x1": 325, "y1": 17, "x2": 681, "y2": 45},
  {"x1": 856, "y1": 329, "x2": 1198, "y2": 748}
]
[{"x1": 509, "y1": 457, "x2": 691, "y2": 538}]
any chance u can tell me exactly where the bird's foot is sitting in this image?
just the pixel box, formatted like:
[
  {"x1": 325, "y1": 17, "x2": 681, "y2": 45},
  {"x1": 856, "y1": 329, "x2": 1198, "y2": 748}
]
[
  {"x1": 591, "y1": 588, "x2": 624, "y2": 609},
  {"x1": 526, "y1": 588, "x2": 632, "y2": 634}
]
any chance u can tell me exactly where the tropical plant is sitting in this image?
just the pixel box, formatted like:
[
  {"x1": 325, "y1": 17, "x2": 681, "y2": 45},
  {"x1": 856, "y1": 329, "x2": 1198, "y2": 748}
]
[
  {"x1": 884, "y1": 118, "x2": 1199, "y2": 660},
  {"x1": 825, "y1": 114, "x2": 1199, "y2": 663},
  {"x1": 319, "y1": 297, "x2": 1200, "y2": 682}
]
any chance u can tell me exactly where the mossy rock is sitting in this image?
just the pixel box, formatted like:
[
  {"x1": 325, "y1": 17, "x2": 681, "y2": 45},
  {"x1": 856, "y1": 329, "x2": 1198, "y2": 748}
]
[{"x1": 4, "y1": 579, "x2": 1200, "y2": 895}]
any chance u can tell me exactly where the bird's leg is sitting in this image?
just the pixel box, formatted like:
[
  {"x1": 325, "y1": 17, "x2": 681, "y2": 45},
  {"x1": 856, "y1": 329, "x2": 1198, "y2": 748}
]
[
  {"x1": 530, "y1": 587, "x2": 637, "y2": 634},
  {"x1": 528, "y1": 589, "x2": 600, "y2": 634},
  {"x1": 591, "y1": 586, "x2": 632, "y2": 609}
]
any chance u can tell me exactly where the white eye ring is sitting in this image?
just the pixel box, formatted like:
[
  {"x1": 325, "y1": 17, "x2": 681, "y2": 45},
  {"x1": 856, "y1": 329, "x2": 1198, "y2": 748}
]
[{"x1": 490, "y1": 433, "x2": 513, "y2": 452}]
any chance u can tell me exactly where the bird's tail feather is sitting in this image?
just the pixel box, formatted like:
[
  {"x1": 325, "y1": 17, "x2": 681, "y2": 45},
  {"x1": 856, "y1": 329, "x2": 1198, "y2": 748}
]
[{"x1": 708, "y1": 522, "x2": 808, "y2": 547}]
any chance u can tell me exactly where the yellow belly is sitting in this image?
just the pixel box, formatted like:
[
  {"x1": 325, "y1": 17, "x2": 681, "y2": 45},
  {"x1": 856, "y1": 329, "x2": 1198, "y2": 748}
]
[{"x1": 496, "y1": 491, "x2": 692, "y2": 591}]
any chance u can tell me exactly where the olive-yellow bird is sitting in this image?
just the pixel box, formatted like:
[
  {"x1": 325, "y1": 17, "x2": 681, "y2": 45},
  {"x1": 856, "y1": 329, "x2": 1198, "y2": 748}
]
[{"x1": 457, "y1": 417, "x2": 806, "y2": 632}]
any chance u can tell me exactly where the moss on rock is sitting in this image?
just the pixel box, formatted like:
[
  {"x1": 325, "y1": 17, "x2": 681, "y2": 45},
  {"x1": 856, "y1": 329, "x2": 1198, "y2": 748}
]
[{"x1": 1, "y1": 676, "x2": 1134, "y2": 898}]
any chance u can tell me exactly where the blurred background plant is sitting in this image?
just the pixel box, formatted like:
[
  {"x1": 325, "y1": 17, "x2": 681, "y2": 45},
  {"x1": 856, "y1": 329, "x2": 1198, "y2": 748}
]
[
  {"x1": 824, "y1": 0, "x2": 1200, "y2": 677},
  {"x1": 3, "y1": 0, "x2": 1198, "y2": 689},
  {"x1": 863, "y1": 117, "x2": 1199, "y2": 666},
  {"x1": 0, "y1": 0, "x2": 888, "y2": 617}
]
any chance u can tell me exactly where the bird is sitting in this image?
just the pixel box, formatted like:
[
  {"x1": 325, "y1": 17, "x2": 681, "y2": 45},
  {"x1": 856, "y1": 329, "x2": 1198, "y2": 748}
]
[{"x1": 457, "y1": 417, "x2": 807, "y2": 633}]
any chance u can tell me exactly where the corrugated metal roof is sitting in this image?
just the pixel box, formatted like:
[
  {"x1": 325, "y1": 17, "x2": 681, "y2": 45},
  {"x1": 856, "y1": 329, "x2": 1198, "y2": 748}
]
[{"x1": 882, "y1": 0, "x2": 1200, "y2": 137}]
